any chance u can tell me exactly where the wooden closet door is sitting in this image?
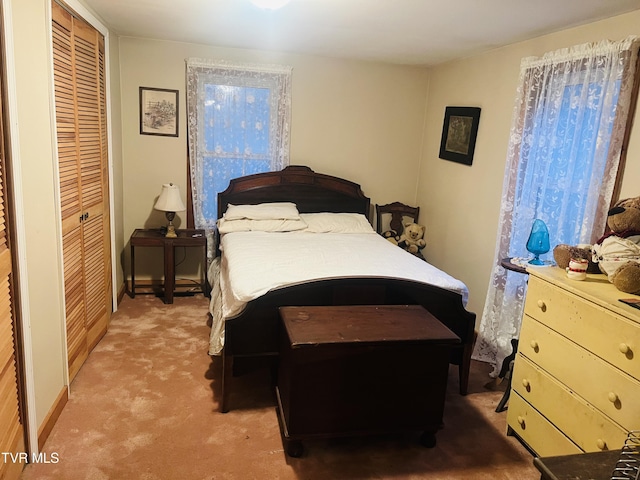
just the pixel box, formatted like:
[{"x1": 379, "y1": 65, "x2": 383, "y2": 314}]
[{"x1": 52, "y1": 1, "x2": 111, "y2": 381}]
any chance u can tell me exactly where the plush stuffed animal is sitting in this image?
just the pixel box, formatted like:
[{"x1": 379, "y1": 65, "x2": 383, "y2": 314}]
[
  {"x1": 553, "y1": 244, "x2": 599, "y2": 273},
  {"x1": 382, "y1": 222, "x2": 427, "y2": 257},
  {"x1": 591, "y1": 196, "x2": 640, "y2": 295},
  {"x1": 383, "y1": 229, "x2": 401, "y2": 245},
  {"x1": 397, "y1": 222, "x2": 426, "y2": 255}
]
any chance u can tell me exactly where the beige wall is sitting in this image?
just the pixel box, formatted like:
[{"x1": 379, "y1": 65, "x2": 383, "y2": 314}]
[
  {"x1": 418, "y1": 10, "x2": 640, "y2": 321},
  {"x1": 118, "y1": 38, "x2": 430, "y2": 279}
]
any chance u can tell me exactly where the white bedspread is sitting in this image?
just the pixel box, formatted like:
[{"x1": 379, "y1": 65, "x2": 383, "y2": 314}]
[{"x1": 208, "y1": 231, "x2": 469, "y2": 354}]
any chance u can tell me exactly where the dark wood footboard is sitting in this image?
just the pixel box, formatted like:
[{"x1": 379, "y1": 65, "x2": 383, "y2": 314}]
[{"x1": 220, "y1": 278, "x2": 476, "y2": 412}]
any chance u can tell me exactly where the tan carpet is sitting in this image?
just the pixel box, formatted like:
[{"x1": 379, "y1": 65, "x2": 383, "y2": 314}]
[{"x1": 21, "y1": 294, "x2": 538, "y2": 480}]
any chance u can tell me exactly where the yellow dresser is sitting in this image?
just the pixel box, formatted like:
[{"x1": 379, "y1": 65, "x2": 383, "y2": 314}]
[{"x1": 507, "y1": 266, "x2": 640, "y2": 457}]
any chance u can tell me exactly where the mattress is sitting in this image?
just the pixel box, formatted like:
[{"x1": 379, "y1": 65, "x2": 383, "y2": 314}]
[{"x1": 208, "y1": 231, "x2": 469, "y2": 355}]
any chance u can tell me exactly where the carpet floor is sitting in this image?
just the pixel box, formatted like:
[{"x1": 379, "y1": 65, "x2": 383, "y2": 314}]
[{"x1": 20, "y1": 294, "x2": 538, "y2": 480}]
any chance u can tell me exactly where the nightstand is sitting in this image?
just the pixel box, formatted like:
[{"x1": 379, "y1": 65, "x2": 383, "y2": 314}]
[{"x1": 130, "y1": 228, "x2": 208, "y2": 304}]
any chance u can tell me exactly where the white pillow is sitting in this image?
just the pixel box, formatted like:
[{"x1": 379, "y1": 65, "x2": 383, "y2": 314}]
[
  {"x1": 217, "y1": 217, "x2": 308, "y2": 234},
  {"x1": 224, "y1": 202, "x2": 300, "y2": 221},
  {"x1": 300, "y1": 213, "x2": 375, "y2": 234}
]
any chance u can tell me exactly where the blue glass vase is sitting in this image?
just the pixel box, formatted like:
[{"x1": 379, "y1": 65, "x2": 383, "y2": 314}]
[{"x1": 526, "y1": 219, "x2": 550, "y2": 265}]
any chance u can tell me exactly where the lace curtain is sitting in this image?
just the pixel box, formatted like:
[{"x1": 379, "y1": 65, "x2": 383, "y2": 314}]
[
  {"x1": 474, "y1": 37, "x2": 640, "y2": 374},
  {"x1": 186, "y1": 58, "x2": 292, "y2": 260}
]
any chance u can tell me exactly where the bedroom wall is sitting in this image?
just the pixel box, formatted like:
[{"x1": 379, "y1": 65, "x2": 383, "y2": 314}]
[
  {"x1": 418, "y1": 10, "x2": 640, "y2": 324},
  {"x1": 118, "y1": 37, "x2": 430, "y2": 281}
]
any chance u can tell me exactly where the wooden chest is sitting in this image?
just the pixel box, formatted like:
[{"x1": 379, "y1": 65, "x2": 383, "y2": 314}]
[
  {"x1": 507, "y1": 267, "x2": 640, "y2": 457},
  {"x1": 276, "y1": 305, "x2": 460, "y2": 457}
]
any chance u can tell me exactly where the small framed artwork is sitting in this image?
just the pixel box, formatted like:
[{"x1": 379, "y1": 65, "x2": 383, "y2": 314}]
[
  {"x1": 139, "y1": 87, "x2": 179, "y2": 137},
  {"x1": 438, "y1": 106, "x2": 481, "y2": 166}
]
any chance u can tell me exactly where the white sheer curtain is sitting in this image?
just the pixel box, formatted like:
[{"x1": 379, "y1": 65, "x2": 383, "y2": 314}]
[
  {"x1": 474, "y1": 37, "x2": 640, "y2": 374},
  {"x1": 186, "y1": 58, "x2": 292, "y2": 260}
]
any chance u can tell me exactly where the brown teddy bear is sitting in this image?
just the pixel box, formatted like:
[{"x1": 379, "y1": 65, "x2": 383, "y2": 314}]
[
  {"x1": 591, "y1": 196, "x2": 640, "y2": 294},
  {"x1": 553, "y1": 244, "x2": 599, "y2": 273}
]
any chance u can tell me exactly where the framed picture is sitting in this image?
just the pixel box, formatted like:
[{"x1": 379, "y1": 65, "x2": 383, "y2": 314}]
[
  {"x1": 438, "y1": 106, "x2": 481, "y2": 166},
  {"x1": 139, "y1": 87, "x2": 179, "y2": 137}
]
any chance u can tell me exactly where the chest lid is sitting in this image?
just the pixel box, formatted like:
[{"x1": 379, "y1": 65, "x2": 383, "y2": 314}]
[{"x1": 279, "y1": 305, "x2": 460, "y2": 347}]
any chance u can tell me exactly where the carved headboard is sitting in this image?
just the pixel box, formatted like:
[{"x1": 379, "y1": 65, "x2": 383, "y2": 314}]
[{"x1": 217, "y1": 165, "x2": 371, "y2": 220}]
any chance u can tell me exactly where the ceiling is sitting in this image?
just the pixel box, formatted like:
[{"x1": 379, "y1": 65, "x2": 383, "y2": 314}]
[{"x1": 81, "y1": 0, "x2": 640, "y2": 66}]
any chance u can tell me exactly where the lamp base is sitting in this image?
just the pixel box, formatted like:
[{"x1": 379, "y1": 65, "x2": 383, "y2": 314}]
[
  {"x1": 165, "y1": 224, "x2": 177, "y2": 238},
  {"x1": 164, "y1": 211, "x2": 177, "y2": 238}
]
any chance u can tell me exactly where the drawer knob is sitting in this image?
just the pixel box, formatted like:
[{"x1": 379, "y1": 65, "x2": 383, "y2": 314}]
[
  {"x1": 536, "y1": 300, "x2": 546, "y2": 311},
  {"x1": 517, "y1": 416, "x2": 526, "y2": 428},
  {"x1": 522, "y1": 379, "x2": 531, "y2": 390},
  {"x1": 619, "y1": 343, "x2": 630, "y2": 354},
  {"x1": 530, "y1": 340, "x2": 539, "y2": 351},
  {"x1": 596, "y1": 439, "x2": 607, "y2": 450},
  {"x1": 608, "y1": 392, "x2": 619, "y2": 403}
]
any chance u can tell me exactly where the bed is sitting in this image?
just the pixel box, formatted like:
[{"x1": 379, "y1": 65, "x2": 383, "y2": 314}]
[{"x1": 208, "y1": 165, "x2": 476, "y2": 412}]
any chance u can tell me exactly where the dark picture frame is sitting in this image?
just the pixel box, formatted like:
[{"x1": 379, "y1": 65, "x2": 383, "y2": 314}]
[
  {"x1": 139, "y1": 87, "x2": 179, "y2": 137},
  {"x1": 438, "y1": 106, "x2": 481, "y2": 166}
]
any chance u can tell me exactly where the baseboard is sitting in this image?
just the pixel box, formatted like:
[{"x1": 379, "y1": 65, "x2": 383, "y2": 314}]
[{"x1": 37, "y1": 387, "x2": 68, "y2": 451}]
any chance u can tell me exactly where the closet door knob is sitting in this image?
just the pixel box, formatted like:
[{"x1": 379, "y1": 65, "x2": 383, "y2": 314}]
[{"x1": 608, "y1": 392, "x2": 619, "y2": 403}]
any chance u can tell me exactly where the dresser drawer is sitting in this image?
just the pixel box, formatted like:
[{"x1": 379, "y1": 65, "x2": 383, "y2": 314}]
[
  {"x1": 519, "y1": 315, "x2": 640, "y2": 430},
  {"x1": 512, "y1": 354, "x2": 629, "y2": 452},
  {"x1": 507, "y1": 392, "x2": 582, "y2": 457},
  {"x1": 524, "y1": 276, "x2": 640, "y2": 381}
]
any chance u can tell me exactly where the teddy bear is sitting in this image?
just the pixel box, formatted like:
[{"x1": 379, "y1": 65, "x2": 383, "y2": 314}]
[
  {"x1": 590, "y1": 196, "x2": 640, "y2": 294},
  {"x1": 383, "y1": 229, "x2": 401, "y2": 245},
  {"x1": 383, "y1": 222, "x2": 427, "y2": 258},
  {"x1": 397, "y1": 222, "x2": 426, "y2": 256},
  {"x1": 552, "y1": 244, "x2": 600, "y2": 273}
]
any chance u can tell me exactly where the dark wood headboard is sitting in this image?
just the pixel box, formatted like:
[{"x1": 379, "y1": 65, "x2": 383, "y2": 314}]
[{"x1": 217, "y1": 165, "x2": 371, "y2": 220}]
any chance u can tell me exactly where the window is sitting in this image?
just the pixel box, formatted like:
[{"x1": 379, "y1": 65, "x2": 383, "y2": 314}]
[{"x1": 186, "y1": 59, "x2": 292, "y2": 235}]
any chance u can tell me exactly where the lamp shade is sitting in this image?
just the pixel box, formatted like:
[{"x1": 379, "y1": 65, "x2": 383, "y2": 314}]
[{"x1": 154, "y1": 183, "x2": 186, "y2": 212}]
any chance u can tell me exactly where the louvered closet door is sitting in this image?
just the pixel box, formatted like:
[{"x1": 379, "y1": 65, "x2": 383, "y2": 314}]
[
  {"x1": 52, "y1": 1, "x2": 111, "y2": 381},
  {"x1": 0, "y1": 61, "x2": 26, "y2": 480}
]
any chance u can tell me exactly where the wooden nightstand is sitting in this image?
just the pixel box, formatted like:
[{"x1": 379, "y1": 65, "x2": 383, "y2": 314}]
[{"x1": 130, "y1": 228, "x2": 208, "y2": 304}]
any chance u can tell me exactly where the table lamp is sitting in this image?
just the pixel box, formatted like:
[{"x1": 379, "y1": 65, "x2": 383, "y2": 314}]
[{"x1": 154, "y1": 183, "x2": 186, "y2": 238}]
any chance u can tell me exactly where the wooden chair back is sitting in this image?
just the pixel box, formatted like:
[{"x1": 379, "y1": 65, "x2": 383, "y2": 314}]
[{"x1": 376, "y1": 202, "x2": 420, "y2": 234}]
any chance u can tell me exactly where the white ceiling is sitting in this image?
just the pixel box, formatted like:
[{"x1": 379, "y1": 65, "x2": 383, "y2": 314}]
[{"x1": 81, "y1": 0, "x2": 640, "y2": 66}]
